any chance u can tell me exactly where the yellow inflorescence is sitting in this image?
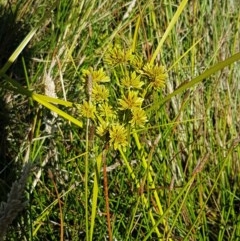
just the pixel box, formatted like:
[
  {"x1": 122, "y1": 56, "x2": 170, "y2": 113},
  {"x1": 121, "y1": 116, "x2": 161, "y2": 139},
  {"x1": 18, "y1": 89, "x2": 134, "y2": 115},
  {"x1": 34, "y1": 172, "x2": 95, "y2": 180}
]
[{"x1": 79, "y1": 43, "x2": 167, "y2": 150}]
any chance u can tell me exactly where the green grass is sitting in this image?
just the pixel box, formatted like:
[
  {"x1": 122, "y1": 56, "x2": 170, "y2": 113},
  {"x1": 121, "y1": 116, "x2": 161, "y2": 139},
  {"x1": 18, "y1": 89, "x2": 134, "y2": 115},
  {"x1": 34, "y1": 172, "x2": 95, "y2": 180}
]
[{"x1": 0, "y1": 0, "x2": 240, "y2": 240}]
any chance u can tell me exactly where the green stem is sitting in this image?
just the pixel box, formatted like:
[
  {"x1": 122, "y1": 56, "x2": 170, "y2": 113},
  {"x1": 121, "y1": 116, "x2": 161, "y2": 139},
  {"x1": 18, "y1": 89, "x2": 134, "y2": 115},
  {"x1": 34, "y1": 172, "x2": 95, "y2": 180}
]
[
  {"x1": 118, "y1": 147, "x2": 162, "y2": 238},
  {"x1": 85, "y1": 118, "x2": 90, "y2": 241},
  {"x1": 132, "y1": 129, "x2": 172, "y2": 240},
  {"x1": 90, "y1": 152, "x2": 103, "y2": 241}
]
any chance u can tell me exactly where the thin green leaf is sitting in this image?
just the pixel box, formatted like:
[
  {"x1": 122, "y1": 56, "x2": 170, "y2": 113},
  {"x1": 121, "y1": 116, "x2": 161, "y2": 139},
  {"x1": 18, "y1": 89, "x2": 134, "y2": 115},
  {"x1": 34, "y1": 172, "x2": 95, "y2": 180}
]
[
  {"x1": 0, "y1": 28, "x2": 37, "y2": 75},
  {"x1": 162, "y1": 52, "x2": 240, "y2": 104},
  {"x1": 149, "y1": 51, "x2": 240, "y2": 112},
  {"x1": 150, "y1": 0, "x2": 189, "y2": 65},
  {"x1": 167, "y1": 38, "x2": 203, "y2": 71},
  {"x1": 3, "y1": 74, "x2": 82, "y2": 127},
  {"x1": 90, "y1": 152, "x2": 102, "y2": 241},
  {"x1": 34, "y1": 93, "x2": 74, "y2": 107},
  {"x1": 32, "y1": 93, "x2": 83, "y2": 128}
]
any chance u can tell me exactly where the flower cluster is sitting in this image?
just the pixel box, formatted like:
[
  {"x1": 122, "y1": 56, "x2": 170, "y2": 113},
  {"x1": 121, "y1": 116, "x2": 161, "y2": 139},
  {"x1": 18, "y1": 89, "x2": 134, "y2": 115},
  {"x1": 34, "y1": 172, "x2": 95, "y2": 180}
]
[
  {"x1": 104, "y1": 44, "x2": 133, "y2": 66},
  {"x1": 121, "y1": 71, "x2": 144, "y2": 89},
  {"x1": 79, "y1": 43, "x2": 167, "y2": 150},
  {"x1": 141, "y1": 63, "x2": 167, "y2": 90}
]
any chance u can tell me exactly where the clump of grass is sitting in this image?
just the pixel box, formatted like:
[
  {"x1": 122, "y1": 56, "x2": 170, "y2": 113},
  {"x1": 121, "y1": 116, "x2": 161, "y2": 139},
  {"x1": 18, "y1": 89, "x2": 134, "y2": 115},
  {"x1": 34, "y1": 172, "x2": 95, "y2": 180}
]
[{"x1": 1, "y1": 0, "x2": 240, "y2": 240}]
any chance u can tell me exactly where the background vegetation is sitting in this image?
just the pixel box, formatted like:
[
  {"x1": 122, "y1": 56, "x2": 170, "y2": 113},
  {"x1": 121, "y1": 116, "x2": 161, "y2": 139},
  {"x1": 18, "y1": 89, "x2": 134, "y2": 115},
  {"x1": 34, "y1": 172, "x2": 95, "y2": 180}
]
[{"x1": 0, "y1": 0, "x2": 240, "y2": 240}]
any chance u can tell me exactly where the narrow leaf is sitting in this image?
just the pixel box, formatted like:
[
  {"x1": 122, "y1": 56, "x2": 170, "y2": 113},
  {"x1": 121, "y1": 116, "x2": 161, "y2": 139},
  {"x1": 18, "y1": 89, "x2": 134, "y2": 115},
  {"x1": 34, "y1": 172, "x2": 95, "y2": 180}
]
[
  {"x1": 150, "y1": 0, "x2": 189, "y2": 65},
  {"x1": 161, "y1": 51, "x2": 240, "y2": 105},
  {"x1": 0, "y1": 28, "x2": 37, "y2": 75},
  {"x1": 32, "y1": 93, "x2": 83, "y2": 128}
]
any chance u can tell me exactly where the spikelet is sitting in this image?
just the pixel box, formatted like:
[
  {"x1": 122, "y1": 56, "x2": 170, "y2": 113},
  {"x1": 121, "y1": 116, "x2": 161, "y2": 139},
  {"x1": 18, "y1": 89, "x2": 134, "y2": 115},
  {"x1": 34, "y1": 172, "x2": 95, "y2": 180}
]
[{"x1": 0, "y1": 163, "x2": 32, "y2": 241}]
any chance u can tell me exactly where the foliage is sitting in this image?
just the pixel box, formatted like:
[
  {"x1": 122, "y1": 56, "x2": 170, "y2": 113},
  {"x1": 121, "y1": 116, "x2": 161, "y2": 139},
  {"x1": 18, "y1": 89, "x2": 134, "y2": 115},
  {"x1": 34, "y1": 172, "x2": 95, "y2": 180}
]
[{"x1": 0, "y1": 0, "x2": 240, "y2": 240}]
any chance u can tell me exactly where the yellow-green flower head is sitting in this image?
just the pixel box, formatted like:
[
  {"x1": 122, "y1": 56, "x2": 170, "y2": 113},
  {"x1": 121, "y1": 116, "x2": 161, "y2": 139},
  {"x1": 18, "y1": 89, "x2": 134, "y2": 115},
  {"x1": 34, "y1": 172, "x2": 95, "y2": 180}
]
[
  {"x1": 82, "y1": 67, "x2": 110, "y2": 83},
  {"x1": 96, "y1": 121, "x2": 109, "y2": 137},
  {"x1": 141, "y1": 63, "x2": 167, "y2": 90},
  {"x1": 118, "y1": 91, "x2": 144, "y2": 110},
  {"x1": 131, "y1": 54, "x2": 144, "y2": 70},
  {"x1": 80, "y1": 100, "x2": 96, "y2": 120},
  {"x1": 92, "y1": 84, "x2": 109, "y2": 103},
  {"x1": 105, "y1": 44, "x2": 133, "y2": 66},
  {"x1": 98, "y1": 102, "x2": 115, "y2": 119},
  {"x1": 109, "y1": 123, "x2": 128, "y2": 150},
  {"x1": 130, "y1": 108, "x2": 148, "y2": 127},
  {"x1": 121, "y1": 71, "x2": 144, "y2": 89}
]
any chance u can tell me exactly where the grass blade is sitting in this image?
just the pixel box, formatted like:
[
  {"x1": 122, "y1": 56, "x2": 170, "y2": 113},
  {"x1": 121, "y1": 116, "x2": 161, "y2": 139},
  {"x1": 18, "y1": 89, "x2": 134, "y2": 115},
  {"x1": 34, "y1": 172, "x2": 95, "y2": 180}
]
[
  {"x1": 150, "y1": 0, "x2": 189, "y2": 65},
  {"x1": 0, "y1": 28, "x2": 37, "y2": 75},
  {"x1": 150, "y1": 51, "x2": 240, "y2": 112}
]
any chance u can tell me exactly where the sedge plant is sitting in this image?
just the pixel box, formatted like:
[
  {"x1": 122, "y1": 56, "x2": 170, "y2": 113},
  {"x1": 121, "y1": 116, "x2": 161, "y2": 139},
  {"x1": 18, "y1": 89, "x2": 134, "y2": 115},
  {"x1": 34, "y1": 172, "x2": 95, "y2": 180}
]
[
  {"x1": 78, "y1": 43, "x2": 170, "y2": 240},
  {"x1": 1, "y1": 0, "x2": 240, "y2": 240}
]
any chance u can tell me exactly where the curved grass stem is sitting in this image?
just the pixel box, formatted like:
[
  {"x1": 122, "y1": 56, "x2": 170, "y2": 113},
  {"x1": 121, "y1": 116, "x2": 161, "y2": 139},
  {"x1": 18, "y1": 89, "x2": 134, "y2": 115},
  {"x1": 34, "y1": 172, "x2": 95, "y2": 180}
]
[
  {"x1": 118, "y1": 147, "x2": 162, "y2": 238},
  {"x1": 132, "y1": 129, "x2": 172, "y2": 240}
]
